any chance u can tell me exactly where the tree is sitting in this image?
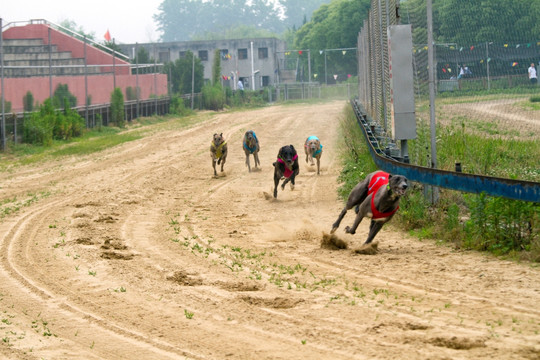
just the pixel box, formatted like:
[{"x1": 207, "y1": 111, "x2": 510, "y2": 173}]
[
  {"x1": 134, "y1": 46, "x2": 156, "y2": 74},
  {"x1": 212, "y1": 49, "x2": 222, "y2": 86},
  {"x1": 280, "y1": 0, "x2": 332, "y2": 29},
  {"x1": 110, "y1": 88, "x2": 125, "y2": 128},
  {"x1": 58, "y1": 19, "x2": 96, "y2": 41},
  {"x1": 23, "y1": 91, "x2": 34, "y2": 112},
  {"x1": 162, "y1": 51, "x2": 204, "y2": 94},
  {"x1": 154, "y1": 0, "x2": 330, "y2": 41},
  {"x1": 401, "y1": 0, "x2": 540, "y2": 45},
  {"x1": 294, "y1": 0, "x2": 371, "y2": 82},
  {"x1": 53, "y1": 84, "x2": 77, "y2": 109}
]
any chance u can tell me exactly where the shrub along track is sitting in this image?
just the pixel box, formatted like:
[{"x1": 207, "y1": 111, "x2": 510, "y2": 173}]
[{"x1": 0, "y1": 101, "x2": 539, "y2": 359}]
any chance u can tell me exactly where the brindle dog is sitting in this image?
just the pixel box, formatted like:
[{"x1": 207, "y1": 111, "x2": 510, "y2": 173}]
[
  {"x1": 210, "y1": 133, "x2": 228, "y2": 176},
  {"x1": 243, "y1": 130, "x2": 260, "y2": 172},
  {"x1": 304, "y1": 135, "x2": 323, "y2": 175},
  {"x1": 331, "y1": 171, "x2": 408, "y2": 245},
  {"x1": 272, "y1": 145, "x2": 299, "y2": 198}
]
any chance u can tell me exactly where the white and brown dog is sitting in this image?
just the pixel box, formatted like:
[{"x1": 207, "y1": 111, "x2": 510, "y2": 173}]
[
  {"x1": 243, "y1": 130, "x2": 260, "y2": 172},
  {"x1": 210, "y1": 133, "x2": 228, "y2": 176},
  {"x1": 304, "y1": 135, "x2": 323, "y2": 175}
]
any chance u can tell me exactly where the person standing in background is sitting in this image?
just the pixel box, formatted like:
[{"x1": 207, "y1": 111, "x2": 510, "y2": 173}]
[{"x1": 528, "y1": 63, "x2": 537, "y2": 85}]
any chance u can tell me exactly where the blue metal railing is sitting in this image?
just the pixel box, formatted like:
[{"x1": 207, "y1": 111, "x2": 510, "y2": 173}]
[{"x1": 351, "y1": 99, "x2": 540, "y2": 203}]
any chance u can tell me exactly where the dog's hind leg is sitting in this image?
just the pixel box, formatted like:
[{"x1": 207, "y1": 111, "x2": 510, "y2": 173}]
[
  {"x1": 331, "y1": 207, "x2": 349, "y2": 233},
  {"x1": 364, "y1": 220, "x2": 384, "y2": 244}
]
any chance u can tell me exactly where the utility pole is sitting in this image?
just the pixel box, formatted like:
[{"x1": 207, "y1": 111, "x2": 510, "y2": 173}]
[{"x1": 427, "y1": 0, "x2": 439, "y2": 203}]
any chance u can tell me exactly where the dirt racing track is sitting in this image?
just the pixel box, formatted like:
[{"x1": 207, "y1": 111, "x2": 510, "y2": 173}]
[{"x1": 0, "y1": 101, "x2": 539, "y2": 359}]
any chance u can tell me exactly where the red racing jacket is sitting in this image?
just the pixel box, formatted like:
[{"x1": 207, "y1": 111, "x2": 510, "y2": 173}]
[{"x1": 367, "y1": 171, "x2": 399, "y2": 219}]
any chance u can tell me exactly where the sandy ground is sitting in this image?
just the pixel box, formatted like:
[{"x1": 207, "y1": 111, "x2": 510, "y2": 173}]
[{"x1": 1, "y1": 100, "x2": 539, "y2": 360}]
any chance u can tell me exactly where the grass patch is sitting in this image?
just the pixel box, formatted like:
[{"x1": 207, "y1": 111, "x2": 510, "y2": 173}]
[{"x1": 0, "y1": 112, "x2": 208, "y2": 170}]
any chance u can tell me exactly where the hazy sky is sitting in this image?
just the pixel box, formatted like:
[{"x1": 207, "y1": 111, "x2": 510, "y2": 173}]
[{"x1": 1, "y1": 0, "x2": 163, "y2": 44}]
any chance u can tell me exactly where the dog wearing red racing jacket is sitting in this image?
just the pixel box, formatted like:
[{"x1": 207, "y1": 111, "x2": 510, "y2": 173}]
[{"x1": 330, "y1": 170, "x2": 408, "y2": 245}]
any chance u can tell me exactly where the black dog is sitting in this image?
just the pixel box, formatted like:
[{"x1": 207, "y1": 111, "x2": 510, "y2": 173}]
[
  {"x1": 331, "y1": 171, "x2": 408, "y2": 245},
  {"x1": 272, "y1": 145, "x2": 299, "y2": 198}
]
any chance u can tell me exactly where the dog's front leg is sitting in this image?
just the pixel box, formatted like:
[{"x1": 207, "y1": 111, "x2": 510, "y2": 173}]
[
  {"x1": 316, "y1": 157, "x2": 320, "y2": 175},
  {"x1": 212, "y1": 157, "x2": 217, "y2": 176},
  {"x1": 273, "y1": 170, "x2": 280, "y2": 198},
  {"x1": 254, "y1": 152, "x2": 260, "y2": 168},
  {"x1": 364, "y1": 220, "x2": 384, "y2": 244},
  {"x1": 281, "y1": 177, "x2": 290, "y2": 190},
  {"x1": 220, "y1": 156, "x2": 226, "y2": 172},
  {"x1": 245, "y1": 153, "x2": 251, "y2": 172}
]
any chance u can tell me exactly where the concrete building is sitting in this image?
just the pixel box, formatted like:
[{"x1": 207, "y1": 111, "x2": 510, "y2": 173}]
[{"x1": 118, "y1": 38, "x2": 289, "y2": 90}]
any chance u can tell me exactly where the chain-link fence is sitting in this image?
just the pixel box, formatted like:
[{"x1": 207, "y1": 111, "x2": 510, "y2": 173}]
[
  {"x1": 357, "y1": 0, "x2": 539, "y2": 175},
  {"x1": 357, "y1": 0, "x2": 400, "y2": 135}
]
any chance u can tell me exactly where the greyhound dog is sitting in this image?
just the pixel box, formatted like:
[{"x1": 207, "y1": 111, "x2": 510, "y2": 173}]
[
  {"x1": 331, "y1": 170, "x2": 408, "y2": 245},
  {"x1": 304, "y1": 135, "x2": 323, "y2": 175},
  {"x1": 243, "y1": 130, "x2": 260, "y2": 172},
  {"x1": 272, "y1": 145, "x2": 299, "y2": 198},
  {"x1": 210, "y1": 133, "x2": 228, "y2": 176}
]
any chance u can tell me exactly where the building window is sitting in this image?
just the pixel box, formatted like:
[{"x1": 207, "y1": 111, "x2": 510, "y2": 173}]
[
  {"x1": 262, "y1": 76, "x2": 270, "y2": 87},
  {"x1": 258, "y1": 47, "x2": 268, "y2": 59},
  {"x1": 179, "y1": 51, "x2": 186, "y2": 58},
  {"x1": 220, "y1": 49, "x2": 230, "y2": 60},
  {"x1": 198, "y1": 50, "x2": 208, "y2": 61},
  {"x1": 238, "y1": 48, "x2": 248, "y2": 60},
  {"x1": 159, "y1": 51, "x2": 170, "y2": 63}
]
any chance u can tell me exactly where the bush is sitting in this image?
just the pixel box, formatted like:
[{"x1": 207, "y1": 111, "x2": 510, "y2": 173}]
[
  {"x1": 1, "y1": 100, "x2": 12, "y2": 113},
  {"x1": 202, "y1": 85, "x2": 225, "y2": 111},
  {"x1": 169, "y1": 95, "x2": 191, "y2": 116},
  {"x1": 463, "y1": 194, "x2": 539, "y2": 255},
  {"x1": 22, "y1": 98, "x2": 86, "y2": 145},
  {"x1": 23, "y1": 99, "x2": 55, "y2": 146},
  {"x1": 23, "y1": 91, "x2": 34, "y2": 112},
  {"x1": 110, "y1": 87, "x2": 125, "y2": 128},
  {"x1": 52, "y1": 84, "x2": 77, "y2": 109},
  {"x1": 125, "y1": 86, "x2": 140, "y2": 101}
]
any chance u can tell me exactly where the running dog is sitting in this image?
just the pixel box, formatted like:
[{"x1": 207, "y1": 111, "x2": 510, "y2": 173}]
[
  {"x1": 331, "y1": 171, "x2": 408, "y2": 245},
  {"x1": 272, "y1": 145, "x2": 299, "y2": 198},
  {"x1": 243, "y1": 130, "x2": 260, "y2": 172},
  {"x1": 210, "y1": 133, "x2": 228, "y2": 176},
  {"x1": 304, "y1": 135, "x2": 323, "y2": 175}
]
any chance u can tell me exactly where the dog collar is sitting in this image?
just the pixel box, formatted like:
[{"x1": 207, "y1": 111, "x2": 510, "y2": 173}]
[{"x1": 277, "y1": 154, "x2": 298, "y2": 178}]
